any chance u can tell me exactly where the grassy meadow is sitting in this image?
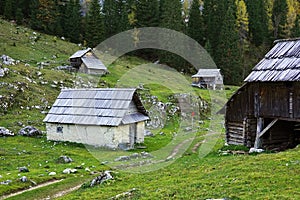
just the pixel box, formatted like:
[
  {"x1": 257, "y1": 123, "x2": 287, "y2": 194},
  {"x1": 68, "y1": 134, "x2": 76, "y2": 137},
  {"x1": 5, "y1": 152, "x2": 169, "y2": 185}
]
[{"x1": 0, "y1": 19, "x2": 299, "y2": 200}]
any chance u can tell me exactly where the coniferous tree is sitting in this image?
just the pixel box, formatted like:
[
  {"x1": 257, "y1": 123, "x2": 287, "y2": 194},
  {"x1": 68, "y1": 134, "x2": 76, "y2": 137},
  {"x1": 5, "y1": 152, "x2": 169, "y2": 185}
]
[
  {"x1": 291, "y1": 14, "x2": 300, "y2": 37},
  {"x1": 15, "y1": 7, "x2": 23, "y2": 25},
  {"x1": 29, "y1": 0, "x2": 42, "y2": 30},
  {"x1": 0, "y1": 0, "x2": 5, "y2": 15},
  {"x1": 245, "y1": 0, "x2": 269, "y2": 46},
  {"x1": 4, "y1": 0, "x2": 15, "y2": 20},
  {"x1": 64, "y1": 0, "x2": 82, "y2": 43},
  {"x1": 215, "y1": 1, "x2": 242, "y2": 85},
  {"x1": 136, "y1": 0, "x2": 160, "y2": 27},
  {"x1": 85, "y1": 0, "x2": 104, "y2": 47},
  {"x1": 187, "y1": 0, "x2": 205, "y2": 46},
  {"x1": 159, "y1": 0, "x2": 186, "y2": 71},
  {"x1": 272, "y1": 0, "x2": 288, "y2": 39},
  {"x1": 103, "y1": 0, "x2": 129, "y2": 38}
]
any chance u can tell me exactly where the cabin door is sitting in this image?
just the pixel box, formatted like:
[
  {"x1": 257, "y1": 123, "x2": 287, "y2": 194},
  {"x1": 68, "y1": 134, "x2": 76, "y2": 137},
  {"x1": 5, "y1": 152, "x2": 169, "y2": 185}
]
[{"x1": 129, "y1": 123, "x2": 137, "y2": 148}]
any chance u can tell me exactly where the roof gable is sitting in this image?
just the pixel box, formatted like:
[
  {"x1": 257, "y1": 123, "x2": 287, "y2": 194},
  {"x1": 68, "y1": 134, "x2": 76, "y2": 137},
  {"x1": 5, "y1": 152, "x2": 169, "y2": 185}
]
[
  {"x1": 43, "y1": 88, "x2": 149, "y2": 126},
  {"x1": 69, "y1": 48, "x2": 92, "y2": 59},
  {"x1": 245, "y1": 38, "x2": 300, "y2": 82},
  {"x1": 192, "y1": 69, "x2": 222, "y2": 78}
]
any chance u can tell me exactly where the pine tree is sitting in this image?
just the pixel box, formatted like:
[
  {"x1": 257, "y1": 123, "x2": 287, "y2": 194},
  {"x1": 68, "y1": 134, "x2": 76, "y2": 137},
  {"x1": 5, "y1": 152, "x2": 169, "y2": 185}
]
[
  {"x1": 203, "y1": 0, "x2": 232, "y2": 58},
  {"x1": 136, "y1": 0, "x2": 160, "y2": 27},
  {"x1": 245, "y1": 0, "x2": 269, "y2": 46},
  {"x1": 291, "y1": 14, "x2": 300, "y2": 37},
  {"x1": 0, "y1": 0, "x2": 5, "y2": 15},
  {"x1": 29, "y1": 0, "x2": 42, "y2": 30},
  {"x1": 103, "y1": 0, "x2": 129, "y2": 38},
  {"x1": 4, "y1": 0, "x2": 15, "y2": 20},
  {"x1": 272, "y1": 0, "x2": 288, "y2": 39},
  {"x1": 15, "y1": 8, "x2": 23, "y2": 25},
  {"x1": 159, "y1": 0, "x2": 187, "y2": 72},
  {"x1": 215, "y1": 1, "x2": 242, "y2": 85},
  {"x1": 187, "y1": 0, "x2": 205, "y2": 46},
  {"x1": 64, "y1": 0, "x2": 82, "y2": 43},
  {"x1": 85, "y1": 0, "x2": 105, "y2": 47}
]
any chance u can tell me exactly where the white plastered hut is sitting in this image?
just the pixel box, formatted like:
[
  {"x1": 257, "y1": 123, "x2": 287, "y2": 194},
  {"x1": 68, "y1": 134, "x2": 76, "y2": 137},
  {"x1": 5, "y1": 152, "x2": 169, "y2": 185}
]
[{"x1": 43, "y1": 88, "x2": 149, "y2": 149}]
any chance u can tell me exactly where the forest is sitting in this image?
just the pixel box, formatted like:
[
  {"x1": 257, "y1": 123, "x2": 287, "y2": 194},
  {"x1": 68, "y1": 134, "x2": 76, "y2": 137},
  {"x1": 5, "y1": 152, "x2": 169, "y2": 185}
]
[{"x1": 0, "y1": 0, "x2": 299, "y2": 85}]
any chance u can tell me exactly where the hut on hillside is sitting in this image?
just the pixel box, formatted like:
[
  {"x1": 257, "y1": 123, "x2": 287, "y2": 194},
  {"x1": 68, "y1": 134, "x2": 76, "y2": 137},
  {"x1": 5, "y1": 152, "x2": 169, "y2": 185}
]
[
  {"x1": 225, "y1": 38, "x2": 300, "y2": 151},
  {"x1": 191, "y1": 69, "x2": 223, "y2": 90},
  {"x1": 43, "y1": 88, "x2": 149, "y2": 149},
  {"x1": 69, "y1": 48, "x2": 108, "y2": 74}
]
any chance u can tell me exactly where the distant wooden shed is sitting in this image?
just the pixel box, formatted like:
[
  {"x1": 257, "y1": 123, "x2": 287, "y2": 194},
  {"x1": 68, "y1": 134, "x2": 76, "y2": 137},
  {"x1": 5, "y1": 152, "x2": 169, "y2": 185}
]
[
  {"x1": 225, "y1": 38, "x2": 300, "y2": 151},
  {"x1": 43, "y1": 88, "x2": 149, "y2": 149},
  {"x1": 69, "y1": 48, "x2": 108, "y2": 75},
  {"x1": 192, "y1": 69, "x2": 223, "y2": 90}
]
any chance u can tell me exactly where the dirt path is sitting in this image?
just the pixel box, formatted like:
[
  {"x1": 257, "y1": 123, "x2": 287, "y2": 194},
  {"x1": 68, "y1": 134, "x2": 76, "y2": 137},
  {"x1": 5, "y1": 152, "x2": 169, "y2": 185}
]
[
  {"x1": 0, "y1": 179, "x2": 64, "y2": 200},
  {"x1": 51, "y1": 184, "x2": 81, "y2": 199},
  {"x1": 166, "y1": 138, "x2": 194, "y2": 160}
]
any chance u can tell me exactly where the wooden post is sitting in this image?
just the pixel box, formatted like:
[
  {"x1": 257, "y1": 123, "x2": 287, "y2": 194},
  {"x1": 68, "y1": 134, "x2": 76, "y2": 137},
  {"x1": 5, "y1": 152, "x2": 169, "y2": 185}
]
[{"x1": 254, "y1": 118, "x2": 264, "y2": 148}]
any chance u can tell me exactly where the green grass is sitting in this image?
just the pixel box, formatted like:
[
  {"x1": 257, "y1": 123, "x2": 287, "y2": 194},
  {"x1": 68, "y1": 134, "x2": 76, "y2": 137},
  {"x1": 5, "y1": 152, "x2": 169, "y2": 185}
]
[{"x1": 1, "y1": 18, "x2": 300, "y2": 200}]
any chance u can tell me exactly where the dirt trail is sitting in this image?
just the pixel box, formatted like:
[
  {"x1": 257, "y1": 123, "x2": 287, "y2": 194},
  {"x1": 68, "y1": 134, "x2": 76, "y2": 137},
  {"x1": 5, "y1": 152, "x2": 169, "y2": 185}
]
[{"x1": 0, "y1": 179, "x2": 64, "y2": 200}]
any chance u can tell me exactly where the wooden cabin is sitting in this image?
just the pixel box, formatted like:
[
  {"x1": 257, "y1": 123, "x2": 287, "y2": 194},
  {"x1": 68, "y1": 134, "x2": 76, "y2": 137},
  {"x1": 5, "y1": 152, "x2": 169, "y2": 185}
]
[
  {"x1": 225, "y1": 38, "x2": 300, "y2": 151},
  {"x1": 192, "y1": 69, "x2": 223, "y2": 90},
  {"x1": 69, "y1": 48, "x2": 108, "y2": 75},
  {"x1": 43, "y1": 88, "x2": 149, "y2": 149}
]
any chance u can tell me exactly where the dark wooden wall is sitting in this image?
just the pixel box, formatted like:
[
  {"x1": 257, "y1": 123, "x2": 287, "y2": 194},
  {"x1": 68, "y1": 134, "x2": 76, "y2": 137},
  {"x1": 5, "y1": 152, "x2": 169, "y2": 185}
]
[{"x1": 226, "y1": 82, "x2": 300, "y2": 148}]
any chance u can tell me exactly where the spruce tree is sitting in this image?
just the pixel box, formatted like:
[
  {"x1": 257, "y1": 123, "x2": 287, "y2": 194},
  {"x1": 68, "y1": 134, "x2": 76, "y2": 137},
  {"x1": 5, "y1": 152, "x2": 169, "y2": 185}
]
[
  {"x1": 136, "y1": 0, "x2": 160, "y2": 27},
  {"x1": 64, "y1": 0, "x2": 82, "y2": 43},
  {"x1": 245, "y1": 0, "x2": 269, "y2": 46},
  {"x1": 3, "y1": 0, "x2": 15, "y2": 20},
  {"x1": 291, "y1": 14, "x2": 300, "y2": 37},
  {"x1": 272, "y1": 0, "x2": 288, "y2": 39},
  {"x1": 0, "y1": 0, "x2": 5, "y2": 15},
  {"x1": 85, "y1": 0, "x2": 105, "y2": 47},
  {"x1": 187, "y1": 0, "x2": 205, "y2": 46},
  {"x1": 103, "y1": 0, "x2": 129, "y2": 38},
  {"x1": 15, "y1": 8, "x2": 23, "y2": 25},
  {"x1": 29, "y1": 0, "x2": 42, "y2": 30},
  {"x1": 215, "y1": 1, "x2": 242, "y2": 85}
]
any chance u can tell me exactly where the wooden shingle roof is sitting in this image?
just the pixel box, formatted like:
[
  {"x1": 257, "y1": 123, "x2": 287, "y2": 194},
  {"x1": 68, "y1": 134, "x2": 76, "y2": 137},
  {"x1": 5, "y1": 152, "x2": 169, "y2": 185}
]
[
  {"x1": 245, "y1": 38, "x2": 300, "y2": 82},
  {"x1": 43, "y1": 88, "x2": 149, "y2": 126},
  {"x1": 192, "y1": 69, "x2": 222, "y2": 78},
  {"x1": 69, "y1": 48, "x2": 92, "y2": 59}
]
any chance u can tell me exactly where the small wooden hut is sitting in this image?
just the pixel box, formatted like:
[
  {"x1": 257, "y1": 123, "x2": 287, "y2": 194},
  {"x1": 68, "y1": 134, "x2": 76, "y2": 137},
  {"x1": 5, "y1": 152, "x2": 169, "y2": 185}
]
[
  {"x1": 69, "y1": 48, "x2": 108, "y2": 75},
  {"x1": 225, "y1": 38, "x2": 300, "y2": 150},
  {"x1": 43, "y1": 88, "x2": 149, "y2": 149},
  {"x1": 192, "y1": 69, "x2": 223, "y2": 90}
]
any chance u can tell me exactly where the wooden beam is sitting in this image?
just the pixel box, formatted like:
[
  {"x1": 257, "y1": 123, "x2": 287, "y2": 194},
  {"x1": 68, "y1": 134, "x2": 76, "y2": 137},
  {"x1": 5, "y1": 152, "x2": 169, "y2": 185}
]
[
  {"x1": 253, "y1": 118, "x2": 278, "y2": 149},
  {"x1": 258, "y1": 118, "x2": 278, "y2": 138}
]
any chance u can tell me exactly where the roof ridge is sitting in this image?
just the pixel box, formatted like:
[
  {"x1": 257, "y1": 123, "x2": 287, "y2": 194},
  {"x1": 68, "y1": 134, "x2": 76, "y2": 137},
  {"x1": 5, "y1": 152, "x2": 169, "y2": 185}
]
[{"x1": 274, "y1": 37, "x2": 300, "y2": 44}]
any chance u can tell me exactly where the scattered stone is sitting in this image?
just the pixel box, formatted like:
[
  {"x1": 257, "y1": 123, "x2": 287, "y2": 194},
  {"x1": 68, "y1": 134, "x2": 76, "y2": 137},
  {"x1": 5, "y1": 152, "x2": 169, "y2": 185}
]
[
  {"x1": 184, "y1": 127, "x2": 193, "y2": 132},
  {"x1": 144, "y1": 129, "x2": 154, "y2": 137},
  {"x1": 141, "y1": 151, "x2": 153, "y2": 158},
  {"x1": 1, "y1": 55, "x2": 16, "y2": 65},
  {"x1": 249, "y1": 148, "x2": 264, "y2": 154},
  {"x1": 20, "y1": 176, "x2": 28, "y2": 182},
  {"x1": 114, "y1": 156, "x2": 130, "y2": 162},
  {"x1": 75, "y1": 165, "x2": 83, "y2": 169},
  {"x1": 62, "y1": 168, "x2": 77, "y2": 174},
  {"x1": 0, "y1": 127, "x2": 14, "y2": 137},
  {"x1": 36, "y1": 71, "x2": 42, "y2": 76},
  {"x1": 130, "y1": 153, "x2": 140, "y2": 159},
  {"x1": 57, "y1": 155, "x2": 73, "y2": 163},
  {"x1": 101, "y1": 161, "x2": 108, "y2": 165},
  {"x1": 19, "y1": 166, "x2": 29, "y2": 173},
  {"x1": 89, "y1": 171, "x2": 113, "y2": 187},
  {"x1": 18, "y1": 126, "x2": 42, "y2": 137},
  {"x1": 111, "y1": 188, "x2": 137, "y2": 200},
  {"x1": 48, "y1": 172, "x2": 56, "y2": 176},
  {"x1": 85, "y1": 167, "x2": 91, "y2": 172},
  {"x1": 0, "y1": 180, "x2": 12, "y2": 185},
  {"x1": 0, "y1": 175, "x2": 2, "y2": 178}
]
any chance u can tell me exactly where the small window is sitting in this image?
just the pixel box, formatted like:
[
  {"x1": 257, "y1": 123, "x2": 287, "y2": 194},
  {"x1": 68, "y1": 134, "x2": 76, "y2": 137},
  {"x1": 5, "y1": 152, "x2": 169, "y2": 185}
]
[{"x1": 57, "y1": 126, "x2": 63, "y2": 133}]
